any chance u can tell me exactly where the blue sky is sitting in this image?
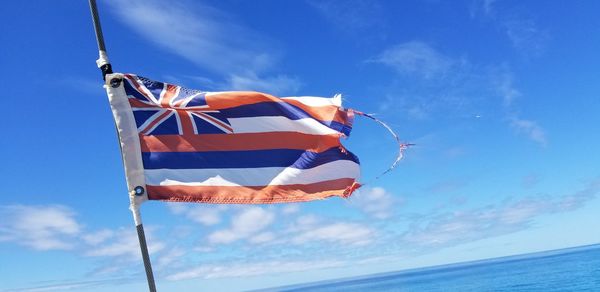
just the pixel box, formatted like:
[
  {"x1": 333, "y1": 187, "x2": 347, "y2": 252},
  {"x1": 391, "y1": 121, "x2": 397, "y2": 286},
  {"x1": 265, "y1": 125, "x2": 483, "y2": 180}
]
[{"x1": 1, "y1": 0, "x2": 600, "y2": 291}]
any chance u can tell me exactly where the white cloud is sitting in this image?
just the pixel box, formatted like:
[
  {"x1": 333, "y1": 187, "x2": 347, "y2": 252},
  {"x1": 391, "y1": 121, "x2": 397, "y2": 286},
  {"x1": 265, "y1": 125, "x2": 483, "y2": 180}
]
[
  {"x1": 85, "y1": 227, "x2": 165, "y2": 260},
  {"x1": 426, "y1": 180, "x2": 468, "y2": 194},
  {"x1": 510, "y1": 117, "x2": 547, "y2": 146},
  {"x1": 167, "y1": 204, "x2": 228, "y2": 226},
  {"x1": 492, "y1": 69, "x2": 521, "y2": 107},
  {"x1": 226, "y1": 72, "x2": 302, "y2": 96},
  {"x1": 6, "y1": 280, "x2": 122, "y2": 292},
  {"x1": 208, "y1": 207, "x2": 275, "y2": 244},
  {"x1": 472, "y1": 0, "x2": 549, "y2": 56},
  {"x1": 280, "y1": 204, "x2": 300, "y2": 215},
  {"x1": 291, "y1": 222, "x2": 374, "y2": 246},
  {"x1": 82, "y1": 229, "x2": 114, "y2": 246},
  {"x1": 155, "y1": 247, "x2": 186, "y2": 270},
  {"x1": 402, "y1": 179, "x2": 600, "y2": 248},
  {"x1": 503, "y1": 19, "x2": 548, "y2": 54},
  {"x1": 166, "y1": 203, "x2": 188, "y2": 215},
  {"x1": 308, "y1": 0, "x2": 385, "y2": 36},
  {"x1": 108, "y1": 0, "x2": 275, "y2": 75},
  {"x1": 286, "y1": 214, "x2": 320, "y2": 233},
  {"x1": 0, "y1": 205, "x2": 81, "y2": 250},
  {"x1": 351, "y1": 187, "x2": 398, "y2": 219},
  {"x1": 373, "y1": 41, "x2": 455, "y2": 79},
  {"x1": 166, "y1": 259, "x2": 345, "y2": 281},
  {"x1": 249, "y1": 232, "x2": 276, "y2": 244},
  {"x1": 373, "y1": 42, "x2": 548, "y2": 146}
]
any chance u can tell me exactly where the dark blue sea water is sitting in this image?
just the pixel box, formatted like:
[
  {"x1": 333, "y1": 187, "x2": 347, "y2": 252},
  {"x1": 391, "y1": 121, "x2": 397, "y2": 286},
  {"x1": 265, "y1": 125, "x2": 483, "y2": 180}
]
[{"x1": 266, "y1": 244, "x2": 600, "y2": 291}]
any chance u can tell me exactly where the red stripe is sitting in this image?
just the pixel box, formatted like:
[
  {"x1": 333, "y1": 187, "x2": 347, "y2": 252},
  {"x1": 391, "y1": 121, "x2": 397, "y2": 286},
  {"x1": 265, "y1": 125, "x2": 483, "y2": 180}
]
[
  {"x1": 129, "y1": 93, "x2": 350, "y2": 126},
  {"x1": 146, "y1": 178, "x2": 357, "y2": 204},
  {"x1": 139, "y1": 132, "x2": 342, "y2": 152},
  {"x1": 205, "y1": 92, "x2": 350, "y2": 125}
]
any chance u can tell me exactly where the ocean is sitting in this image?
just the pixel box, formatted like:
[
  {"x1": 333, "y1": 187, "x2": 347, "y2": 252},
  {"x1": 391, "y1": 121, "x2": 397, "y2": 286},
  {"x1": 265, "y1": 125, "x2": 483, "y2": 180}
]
[{"x1": 265, "y1": 244, "x2": 600, "y2": 291}]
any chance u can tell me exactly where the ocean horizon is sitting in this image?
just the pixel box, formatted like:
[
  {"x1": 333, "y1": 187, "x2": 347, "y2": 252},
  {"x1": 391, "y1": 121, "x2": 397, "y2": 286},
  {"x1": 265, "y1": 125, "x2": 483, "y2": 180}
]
[{"x1": 256, "y1": 243, "x2": 600, "y2": 291}]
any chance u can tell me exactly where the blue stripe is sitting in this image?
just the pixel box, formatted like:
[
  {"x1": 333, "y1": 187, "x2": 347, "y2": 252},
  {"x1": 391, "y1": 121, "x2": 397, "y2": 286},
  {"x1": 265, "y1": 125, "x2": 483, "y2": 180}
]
[
  {"x1": 220, "y1": 102, "x2": 352, "y2": 136},
  {"x1": 142, "y1": 147, "x2": 359, "y2": 170}
]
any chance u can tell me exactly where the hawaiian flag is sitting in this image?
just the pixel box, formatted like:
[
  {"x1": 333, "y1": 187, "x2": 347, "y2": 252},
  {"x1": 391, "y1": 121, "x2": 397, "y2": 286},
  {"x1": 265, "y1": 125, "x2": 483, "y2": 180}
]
[{"x1": 105, "y1": 73, "x2": 360, "y2": 204}]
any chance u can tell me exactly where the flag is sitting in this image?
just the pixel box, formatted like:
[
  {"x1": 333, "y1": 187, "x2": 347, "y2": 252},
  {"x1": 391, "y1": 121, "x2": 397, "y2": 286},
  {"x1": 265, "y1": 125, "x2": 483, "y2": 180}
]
[{"x1": 104, "y1": 73, "x2": 360, "y2": 204}]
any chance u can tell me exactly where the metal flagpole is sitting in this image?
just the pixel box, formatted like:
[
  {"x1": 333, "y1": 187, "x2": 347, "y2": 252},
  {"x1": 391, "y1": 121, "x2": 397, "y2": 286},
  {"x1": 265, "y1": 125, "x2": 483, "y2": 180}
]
[
  {"x1": 88, "y1": 0, "x2": 112, "y2": 80},
  {"x1": 88, "y1": 1, "x2": 157, "y2": 291}
]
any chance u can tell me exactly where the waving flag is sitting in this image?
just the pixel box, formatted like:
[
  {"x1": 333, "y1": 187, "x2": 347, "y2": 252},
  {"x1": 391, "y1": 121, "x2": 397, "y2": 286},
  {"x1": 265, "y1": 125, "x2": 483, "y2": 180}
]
[{"x1": 105, "y1": 73, "x2": 360, "y2": 204}]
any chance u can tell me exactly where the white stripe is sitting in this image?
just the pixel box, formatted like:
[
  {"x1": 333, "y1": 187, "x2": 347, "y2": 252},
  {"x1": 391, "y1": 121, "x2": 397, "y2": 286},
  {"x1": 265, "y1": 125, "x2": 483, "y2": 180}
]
[
  {"x1": 144, "y1": 160, "x2": 360, "y2": 187},
  {"x1": 174, "y1": 111, "x2": 183, "y2": 134},
  {"x1": 281, "y1": 94, "x2": 342, "y2": 107},
  {"x1": 229, "y1": 116, "x2": 340, "y2": 135},
  {"x1": 189, "y1": 111, "x2": 199, "y2": 134}
]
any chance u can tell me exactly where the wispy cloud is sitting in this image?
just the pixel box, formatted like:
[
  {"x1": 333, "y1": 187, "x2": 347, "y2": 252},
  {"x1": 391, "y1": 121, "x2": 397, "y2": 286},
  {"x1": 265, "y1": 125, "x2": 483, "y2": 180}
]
[
  {"x1": 491, "y1": 67, "x2": 521, "y2": 107},
  {"x1": 371, "y1": 41, "x2": 548, "y2": 146},
  {"x1": 208, "y1": 207, "x2": 275, "y2": 244},
  {"x1": 284, "y1": 215, "x2": 375, "y2": 246},
  {"x1": 0, "y1": 205, "x2": 81, "y2": 250},
  {"x1": 510, "y1": 117, "x2": 547, "y2": 147},
  {"x1": 84, "y1": 227, "x2": 165, "y2": 259},
  {"x1": 167, "y1": 203, "x2": 229, "y2": 226},
  {"x1": 401, "y1": 178, "x2": 600, "y2": 248},
  {"x1": 308, "y1": 0, "x2": 386, "y2": 38},
  {"x1": 291, "y1": 222, "x2": 374, "y2": 246},
  {"x1": 226, "y1": 73, "x2": 302, "y2": 95},
  {"x1": 372, "y1": 41, "x2": 456, "y2": 79},
  {"x1": 166, "y1": 259, "x2": 345, "y2": 281},
  {"x1": 521, "y1": 173, "x2": 540, "y2": 189},
  {"x1": 370, "y1": 41, "x2": 484, "y2": 120},
  {"x1": 108, "y1": 0, "x2": 301, "y2": 95},
  {"x1": 503, "y1": 18, "x2": 549, "y2": 56},
  {"x1": 280, "y1": 204, "x2": 301, "y2": 215},
  {"x1": 350, "y1": 187, "x2": 399, "y2": 219},
  {"x1": 490, "y1": 66, "x2": 547, "y2": 146},
  {"x1": 108, "y1": 0, "x2": 274, "y2": 75},
  {"x1": 471, "y1": 0, "x2": 549, "y2": 56},
  {"x1": 4, "y1": 278, "x2": 132, "y2": 292},
  {"x1": 426, "y1": 180, "x2": 468, "y2": 194}
]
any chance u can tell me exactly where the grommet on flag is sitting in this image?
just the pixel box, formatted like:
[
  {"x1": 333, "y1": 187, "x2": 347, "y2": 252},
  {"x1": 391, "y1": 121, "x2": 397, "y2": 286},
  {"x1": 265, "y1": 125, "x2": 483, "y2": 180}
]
[
  {"x1": 134, "y1": 186, "x2": 145, "y2": 196},
  {"x1": 110, "y1": 77, "x2": 122, "y2": 88}
]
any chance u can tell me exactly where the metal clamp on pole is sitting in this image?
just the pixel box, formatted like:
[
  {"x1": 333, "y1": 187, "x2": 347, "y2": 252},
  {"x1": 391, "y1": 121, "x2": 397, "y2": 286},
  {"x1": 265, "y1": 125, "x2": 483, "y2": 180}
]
[{"x1": 88, "y1": 0, "x2": 113, "y2": 80}]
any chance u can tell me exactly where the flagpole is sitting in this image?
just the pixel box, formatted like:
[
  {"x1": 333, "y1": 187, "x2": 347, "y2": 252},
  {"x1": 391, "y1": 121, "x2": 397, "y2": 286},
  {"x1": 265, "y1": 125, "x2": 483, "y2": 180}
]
[
  {"x1": 88, "y1": 1, "x2": 157, "y2": 291},
  {"x1": 88, "y1": 0, "x2": 112, "y2": 80},
  {"x1": 130, "y1": 191, "x2": 158, "y2": 292}
]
